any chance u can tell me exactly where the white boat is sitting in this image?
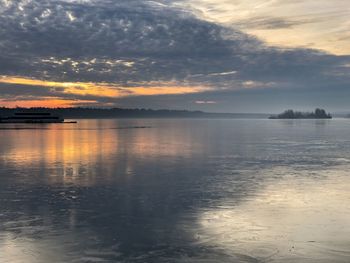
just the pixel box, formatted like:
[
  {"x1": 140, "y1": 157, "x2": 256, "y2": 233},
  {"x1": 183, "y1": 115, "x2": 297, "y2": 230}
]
[{"x1": 0, "y1": 112, "x2": 64, "y2": 123}]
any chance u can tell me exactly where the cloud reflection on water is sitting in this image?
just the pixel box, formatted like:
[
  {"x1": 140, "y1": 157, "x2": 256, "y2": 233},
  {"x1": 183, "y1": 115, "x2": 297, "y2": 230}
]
[{"x1": 197, "y1": 165, "x2": 350, "y2": 262}]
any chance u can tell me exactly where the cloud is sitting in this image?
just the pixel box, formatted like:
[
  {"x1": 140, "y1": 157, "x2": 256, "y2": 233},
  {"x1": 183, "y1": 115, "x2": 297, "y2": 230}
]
[
  {"x1": 0, "y1": 0, "x2": 248, "y2": 78},
  {"x1": 0, "y1": 0, "x2": 349, "y2": 111},
  {"x1": 232, "y1": 17, "x2": 311, "y2": 30},
  {"x1": 195, "y1": 100, "x2": 216, "y2": 104},
  {"x1": 180, "y1": 0, "x2": 350, "y2": 55}
]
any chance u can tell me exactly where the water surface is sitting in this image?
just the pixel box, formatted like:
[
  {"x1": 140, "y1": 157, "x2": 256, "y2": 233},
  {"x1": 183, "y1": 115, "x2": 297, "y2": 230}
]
[{"x1": 1, "y1": 119, "x2": 350, "y2": 262}]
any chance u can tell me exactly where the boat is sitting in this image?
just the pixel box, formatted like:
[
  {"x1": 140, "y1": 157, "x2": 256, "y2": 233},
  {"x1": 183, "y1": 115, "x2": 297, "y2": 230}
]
[{"x1": 0, "y1": 112, "x2": 65, "y2": 123}]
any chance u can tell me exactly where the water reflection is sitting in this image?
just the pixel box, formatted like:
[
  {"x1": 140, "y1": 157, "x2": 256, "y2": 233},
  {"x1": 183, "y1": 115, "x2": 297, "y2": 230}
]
[
  {"x1": 1, "y1": 119, "x2": 350, "y2": 262},
  {"x1": 0, "y1": 120, "x2": 207, "y2": 186}
]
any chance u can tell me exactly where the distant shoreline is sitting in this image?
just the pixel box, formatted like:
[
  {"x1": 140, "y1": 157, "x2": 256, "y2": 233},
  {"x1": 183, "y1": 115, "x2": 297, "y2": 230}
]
[{"x1": 0, "y1": 107, "x2": 269, "y2": 119}]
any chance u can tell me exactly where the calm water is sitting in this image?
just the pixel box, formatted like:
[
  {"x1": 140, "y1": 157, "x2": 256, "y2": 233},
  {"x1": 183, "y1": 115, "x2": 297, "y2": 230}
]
[{"x1": 1, "y1": 119, "x2": 350, "y2": 263}]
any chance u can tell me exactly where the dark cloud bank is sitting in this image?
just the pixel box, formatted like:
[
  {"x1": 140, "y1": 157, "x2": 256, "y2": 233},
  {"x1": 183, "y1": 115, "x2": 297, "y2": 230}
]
[{"x1": 0, "y1": 0, "x2": 349, "y2": 112}]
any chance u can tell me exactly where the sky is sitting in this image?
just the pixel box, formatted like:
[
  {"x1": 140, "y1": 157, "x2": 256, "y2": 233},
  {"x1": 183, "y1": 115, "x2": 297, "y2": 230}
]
[{"x1": 0, "y1": 0, "x2": 349, "y2": 112}]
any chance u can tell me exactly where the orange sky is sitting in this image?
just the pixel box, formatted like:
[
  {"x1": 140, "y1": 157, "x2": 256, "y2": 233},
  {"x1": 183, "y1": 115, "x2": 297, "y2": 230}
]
[
  {"x1": 0, "y1": 76, "x2": 210, "y2": 108},
  {"x1": 0, "y1": 99, "x2": 99, "y2": 108}
]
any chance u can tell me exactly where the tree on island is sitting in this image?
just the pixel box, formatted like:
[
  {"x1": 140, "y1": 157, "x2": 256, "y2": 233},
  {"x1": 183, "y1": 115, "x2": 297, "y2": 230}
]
[{"x1": 269, "y1": 108, "x2": 332, "y2": 119}]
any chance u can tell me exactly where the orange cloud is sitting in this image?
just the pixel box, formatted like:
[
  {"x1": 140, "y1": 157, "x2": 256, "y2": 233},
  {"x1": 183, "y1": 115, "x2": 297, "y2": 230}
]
[
  {"x1": 0, "y1": 76, "x2": 210, "y2": 107},
  {"x1": 0, "y1": 76, "x2": 208, "y2": 96},
  {"x1": 0, "y1": 98, "x2": 98, "y2": 108}
]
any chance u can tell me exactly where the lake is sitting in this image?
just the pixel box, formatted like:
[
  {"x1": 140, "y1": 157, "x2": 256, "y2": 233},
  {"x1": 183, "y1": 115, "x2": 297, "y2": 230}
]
[{"x1": 0, "y1": 119, "x2": 350, "y2": 262}]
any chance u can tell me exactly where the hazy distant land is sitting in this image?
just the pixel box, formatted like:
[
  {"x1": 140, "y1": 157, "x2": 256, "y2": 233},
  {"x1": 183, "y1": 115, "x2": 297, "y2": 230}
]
[{"x1": 0, "y1": 107, "x2": 269, "y2": 119}]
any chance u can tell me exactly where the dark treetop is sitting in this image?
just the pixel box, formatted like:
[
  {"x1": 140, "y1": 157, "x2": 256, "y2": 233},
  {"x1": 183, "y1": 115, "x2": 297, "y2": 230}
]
[{"x1": 269, "y1": 108, "x2": 332, "y2": 119}]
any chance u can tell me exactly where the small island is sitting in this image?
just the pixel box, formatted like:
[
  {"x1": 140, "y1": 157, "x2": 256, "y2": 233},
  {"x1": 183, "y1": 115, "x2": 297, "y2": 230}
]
[{"x1": 269, "y1": 108, "x2": 332, "y2": 119}]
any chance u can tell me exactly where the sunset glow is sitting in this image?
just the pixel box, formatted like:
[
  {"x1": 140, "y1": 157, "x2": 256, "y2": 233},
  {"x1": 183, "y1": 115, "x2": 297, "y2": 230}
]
[
  {"x1": 0, "y1": 76, "x2": 210, "y2": 107},
  {"x1": 0, "y1": 99, "x2": 99, "y2": 108}
]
